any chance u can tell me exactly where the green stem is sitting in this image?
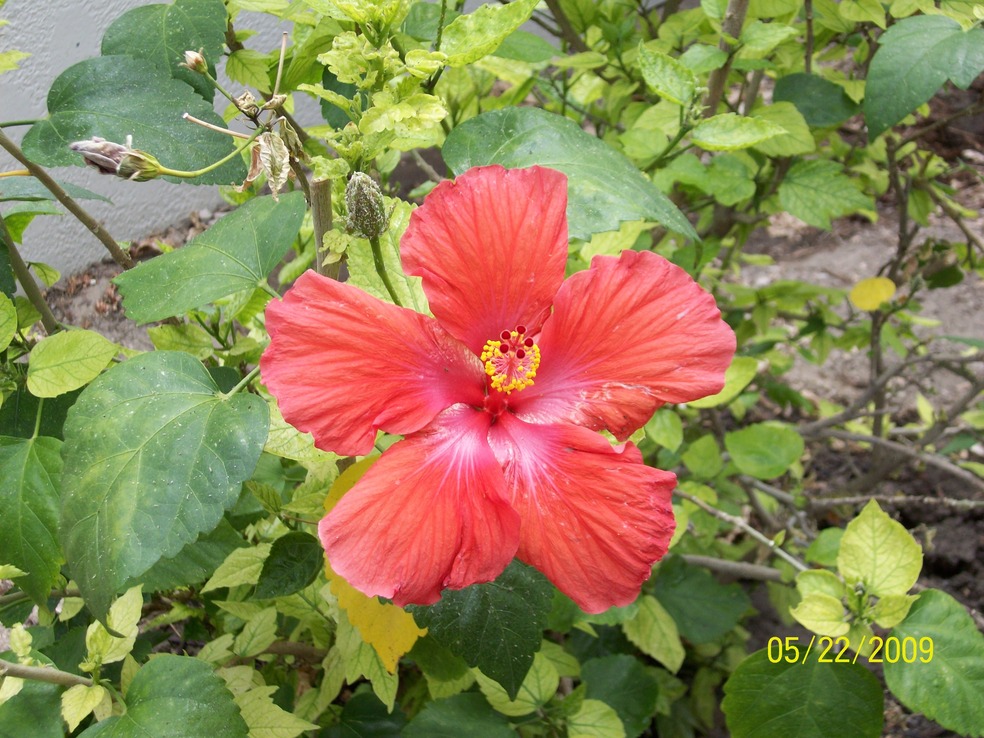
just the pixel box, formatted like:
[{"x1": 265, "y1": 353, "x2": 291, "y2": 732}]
[
  {"x1": 223, "y1": 366, "x2": 261, "y2": 398},
  {"x1": 0, "y1": 119, "x2": 40, "y2": 129},
  {"x1": 435, "y1": 0, "x2": 448, "y2": 51},
  {"x1": 0, "y1": 660, "x2": 93, "y2": 688},
  {"x1": 0, "y1": 128, "x2": 134, "y2": 270},
  {"x1": 0, "y1": 218, "x2": 60, "y2": 334},
  {"x1": 158, "y1": 126, "x2": 264, "y2": 179},
  {"x1": 33, "y1": 397, "x2": 44, "y2": 439},
  {"x1": 369, "y1": 236, "x2": 402, "y2": 307}
]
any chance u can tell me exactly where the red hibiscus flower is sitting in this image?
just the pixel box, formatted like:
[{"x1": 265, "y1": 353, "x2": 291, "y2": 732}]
[{"x1": 261, "y1": 165, "x2": 735, "y2": 613}]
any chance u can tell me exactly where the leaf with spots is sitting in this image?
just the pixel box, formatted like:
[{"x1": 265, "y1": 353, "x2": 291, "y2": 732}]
[{"x1": 60, "y1": 351, "x2": 269, "y2": 621}]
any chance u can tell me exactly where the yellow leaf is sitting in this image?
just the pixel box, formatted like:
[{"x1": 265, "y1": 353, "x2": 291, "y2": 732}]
[
  {"x1": 849, "y1": 277, "x2": 896, "y2": 311},
  {"x1": 322, "y1": 455, "x2": 380, "y2": 514}
]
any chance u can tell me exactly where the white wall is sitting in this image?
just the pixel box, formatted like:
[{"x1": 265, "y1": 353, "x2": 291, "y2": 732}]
[{"x1": 0, "y1": 0, "x2": 293, "y2": 280}]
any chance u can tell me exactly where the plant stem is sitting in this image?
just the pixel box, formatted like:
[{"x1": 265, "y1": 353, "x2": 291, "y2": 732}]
[
  {"x1": 158, "y1": 125, "x2": 263, "y2": 179},
  {"x1": 675, "y1": 489, "x2": 809, "y2": 572},
  {"x1": 703, "y1": 0, "x2": 750, "y2": 116},
  {"x1": 0, "y1": 218, "x2": 59, "y2": 333},
  {"x1": 369, "y1": 235, "x2": 403, "y2": 307},
  {"x1": 0, "y1": 660, "x2": 93, "y2": 688},
  {"x1": 680, "y1": 554, "x2": 784, "y2": 581},
  {"x1": 0, "y1": 128, "x2": 134, "y2": 270},
  {"x1": 310, "y1": 178, "x2": 334, "y2": 277},
  {"x1": 223, "y1": 366, "x2": 261, "y2": 398}
]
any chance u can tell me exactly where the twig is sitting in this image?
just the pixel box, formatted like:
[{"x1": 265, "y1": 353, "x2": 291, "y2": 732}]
[
  {"x1": 703, "y1": 0, "x2": 750, "y2": 116},
  {"x1": 310, "y1": 178, "x2": 333, "y2": 278},
  {"x1": 410, "y1": 150, "x2": 443, "y2": 184},
  {"x1": 680, "y1": 554, "x2": 785, "y2": 581},
  {"x1": 543, "y1": 0, "x2": 590, "y2": 52},
  {"x1": 264, "y1": 640, "x2": 327, "y2": 662},
  {"x1": 675, "y1": 490, "x2": 809, "y2": 572},
  {"x1": 0, "y1": 660, "x2": 93, "y2": 688},
  {"x1": 0, "y1": 217, "x2": 60, "y2": 333},
  {"x1": 0, "y1": 128, "x2": 134, "y2": 270},
  {"x1": 804, "y1": 0, "x2": 814, "y2": 74},
  {"x1": 808, "y1": 494, "x2": 984, "y2": 510},
  {"x1": 181, "y1": 113, "x2": 251, "y2": 139}
]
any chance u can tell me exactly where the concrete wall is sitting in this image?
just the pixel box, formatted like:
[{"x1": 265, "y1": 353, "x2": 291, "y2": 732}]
[{"x1": 0, "y1": 0, "x2": 291, "y2": 279}]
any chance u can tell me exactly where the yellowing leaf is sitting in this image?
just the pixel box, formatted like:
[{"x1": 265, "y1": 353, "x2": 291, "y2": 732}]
[
  {"x1": 234, "y1": 685, "x2": 319, "y2": 738},
  {"x1": 83, "y1": 585, "x2": 142, "y2": 670},
  {"x1": 61, "y1": 684, "x2": 111, "y2": 732},
  {"x1": 838, "y1": 500, "x2": 923, "y2": 597},
  {"x1": 849, "y1": 277, "x2": 896, "y2": 311},
  {"x1": 334, "y1": 610, "x2": 399, "y2": 709},
  {"x1": 323, "y1": 455, "x2": 379, "y2": 513}
]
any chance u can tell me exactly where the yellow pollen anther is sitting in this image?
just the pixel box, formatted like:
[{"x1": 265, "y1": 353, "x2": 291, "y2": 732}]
[{"x1": 480, "y1": 327, "x2": 541, "y2": 394}]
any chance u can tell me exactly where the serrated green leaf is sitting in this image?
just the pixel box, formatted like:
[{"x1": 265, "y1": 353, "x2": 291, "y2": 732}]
[
  {"x1": 582, "y1": 655, "x2": 659, "y2": 738},
  {"x1": 140, "y1": 519, "x2": 247, "y2": 592},
  {"x1": 778, "y1": 159, "x2": 871, "y2": 229},
  {"x1": 84, "y1": 586, "x2": 143, "y2": 668},
  {"x1": 441, "y1": 0, "x2": 538, "y2": 67},
  {"x1": 737, "y1": 20, "x2": 799, "y2": 58},
  {"x1": 638, "y1": 44, "x2": 698, "y2": 106},
  {"x1": 60, "y1": 351, "x2": 269, "y2": 620},
  {"x1": 749, "y1": 101, "x2": 815, "y2": 156},
  {"x1": 101, "y1": 0, "x2": 227, "y2": 101},
  {"x1": 226, "y1": 49, "x2": 272, "y2": 93},
  {"x1": 653, "y1": 557, "x2": 751, "y2": 644},
  {"x1": 837, "y1": 500, "x2": 922, "y2": 597},
  {"x1": 475, "y1": 651, "x2": 558, "y2": 717},
  {"x1": 725, "y1": 422, "x2": 803, "y2": 479},
  {"x1": 409, "y1": 560, "x2": 553, "y2": 700},
  {"x1": 28, "y1": 262, "x2": 59, "y2": 288},
  {"x1": 318, "y1": 690, "x2": 406, "y2": 738},
  {"x1": 443, "y1": 107, "x2": 696, "y2": 240},
  {"x1": 77, "y1": 655, "x2": 249, "y2": 738},
  {"x1": 569, "y1": 699, "x2": 626, "y2": 738},
  {"x1": 147, "y1": 323, "x2": 215, "y2": 360},
  {"x1": 0, "y1": 436, "x2": 63, "y2": 604},
  {"x1": 263, "y1": 402, "x2": 338, "y2": 464},
  {"x1": 233, "y1": 607, "x2": 278, "y2": 658},
  {"x1": 334, "y1": 609, "x2": 399, "y2": 710},
  {"x1": 790, "y1": 592, "x2": 850, "y2": 636},
  {"x1": 622, "y1": 595, "x2": 685, "y2": 673},
  {"x1": 691, "y1": 113, "x2": 785, "y2": 151},
  {"x1": 203, "y1": 544, "x2": 272, "y2": 592},
  {"x1": 253, "y1": 531, "x2": 324, "y2": 599},
  {"x1": 884, "y1": 589, "x2": 984, "y2": 737},
  {"x1": 404, "y1": 692, "x2": 515, "y2": 738},
  {"x1": 722, "y1": 649, "x2": 883, "y2": 738},
  {"x1": 115, "y1": 193, "x2": 305, "y2": 323},
  {"x1": 234, "y1": 685, "x2": 320, "y2": 738},
  {"x1": 864, "y1": 16, "x2": 984, "y2": 139},
  {"x1": 27, "y1": 329, "x2": 118, "y2": 398},
  {"x1": 22, "y1": 56, "x2": 245, "y2": 185}
]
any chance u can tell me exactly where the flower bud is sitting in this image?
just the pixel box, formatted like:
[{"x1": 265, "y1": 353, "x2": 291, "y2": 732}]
[
  {"x1": 69, "y1": 136, "x2": 163, "y2": 181},
  {"x1": 182, "y1": 50, "x2": 208, "y2": 74},
  {"x1": 235, "y1": 90, "x2": 260, "y2": 118},
  {"x1": 345, "y1": 172, "x2": 388, "y2": 239}
]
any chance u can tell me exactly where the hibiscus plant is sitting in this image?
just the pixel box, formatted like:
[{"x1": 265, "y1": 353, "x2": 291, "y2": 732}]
[{"x1": 1, "y1": 0, "x2": 983, "y2": 737}]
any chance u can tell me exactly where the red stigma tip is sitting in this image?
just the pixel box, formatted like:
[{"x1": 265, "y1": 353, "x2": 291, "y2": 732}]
[
  {"x1": 524, "y1": 337, "x2": 534, "y2": 347},
  {"x1": 516, "y1": 325, "x2": 526, "y2": 334},
  {"x1": 500, "y1": 330, "x2": 511, "y2": 340},
  {"x1": 516, "y1": 349, "x2": 526, "y2": 359}
]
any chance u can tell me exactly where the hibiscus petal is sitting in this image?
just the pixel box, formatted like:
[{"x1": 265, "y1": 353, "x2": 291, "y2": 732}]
[
  {"x1": 319, "y1": 407, "x2": 521, "y2": 606},
  {"x1": 513, "y1": 250, "x2": 735, "y2": 439},
  {"x1": 261, "y1": 270, "x2": 484, "y2": 457},
  {"x1": 489, "y1": 415, "x2": 676, "y2": 614},
  {"x1": 401, "y1": 165, "x2": 568, "y2": 354}
]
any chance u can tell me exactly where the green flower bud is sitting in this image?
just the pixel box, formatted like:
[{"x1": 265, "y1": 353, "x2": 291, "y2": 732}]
[
  {"x1": 345, "y1": 172, "x2": 388, "y2": 239},
  {"x1": 181, "y1": 50, "x2": 208, "y2": 74}
]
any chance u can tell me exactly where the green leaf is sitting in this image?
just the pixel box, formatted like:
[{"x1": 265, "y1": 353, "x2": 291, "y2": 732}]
[
  {"x1": 443, "y1": 107, "x2": 696, "y2": 240},
  {"x1": 0, "y1": 659, "x2": 63, "y2": 738},
  {"x1": 404, "y1": 693, "x2": 516, "y2": 738},
  {"x1": 203, "y1": 544, "x2": 272, "y2": 592},
  {"x1": 440, "y1": 0, "x2": 539, "y2": 67},
  {"x1": 750, "y1": 102, "x2": 816, "y2": 156},
  {"x1": 0, "y1": 293, "x2": 15, "y2": 351},
  {"x1": 870, "y1": 593, "x2": 916, "y2": 628},
  {"x1": 0, "y1": 175, "x2": 111, "y2": 203},
  {"x1": 409, "y1": 561, "x2": 553, "y2": 700},
  {"x1": 622, "y1": 595, "x2": 685, "y2": 673},
  {"x1": 253, "y1": 531, "x2": 324, "y2": 599},
  {"x1": 691, "y1": 113, "x2": 785, "y2": 151},
  {"x1": 837, "y1": 500, "x2": 922, "y2": 597},
  {"x1": 140, "y1": 519, "x2": 247, "y2": 592},
  {"x1": 22, "y1": 56, "x2": 246, "y2": 185},
  {"x1": 778, "y1": 160, "x2": 871, "y2": 229},
  {"x1": 77, "y1": 654, "x2": 249, "y2": 738},
  {"x1": 864, "y1": 16, "x2": 984, "y2": 139},
  {"x1": 774, "y1": 73, "x2": 859, "y2": 127},
  {"x1": 884, "y1": 589, "x2": 984, "y2": 737},
  {"x1": 725, "y1": 422, "x2": 803, "y2": 479},
  {"x1": 320, "y1": 690, "x2": 407, "y2": 738},
  {"x1": 475, "y1": 651, "x2": 559, "y2": 717},
  {"x1": 689, "y1": 356, "x2": 757, "y2": 408},
  {"x1": 644, "y1": 409, "x2": 683, "y2": 452},
  {"x1": 0, "y1": 436, "x2": 63, "y2": 604},
  {"x1": 101, "y1": 0, "x2": 227, "y2": 101},
  {"x1": 147, "y1": 323, "x2": 215, "y2": 360},
  {"x1": 790, "y1": 593, "x2": 850, "y2": 636},
  {"x1": 568, "y1": 699, "x2": 626, "y2": 738},
  {"x1": 722, "y1": 649, "x2": 883, "y2": 738},
  {"x1": 28, "y1": 262, "x2": 60, "y2": 288},
  {"x1": 115, "y1": 193, "x2": 305, "y2": 323},
  {"x1": 638, "y1": 44, "x2": 698, "y2": 106},
  {"x1": 680, "y1": 434, "x2": 723, "y2": 480},
  {"x1": 26, "y1": 329, "x2": 118, "y2": 398},
  {"x1": 233, "y1": 607, "x2": 278, "y2": 657},
  {"x1": 582, "y1": 655, "x2": 659, "y2": 738},
  {"x1": 60, "y1": 351, "x2": 269, "y2": 620},
  {"x1": 653, "y1": 557, "x2": 751, "y2": 644},
  {"x1": 494, "y1": 30, "x2": 558, "y2": 63},
  {"x1": 737, "y1": 20, "x2": 799, "y2": 59}
]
